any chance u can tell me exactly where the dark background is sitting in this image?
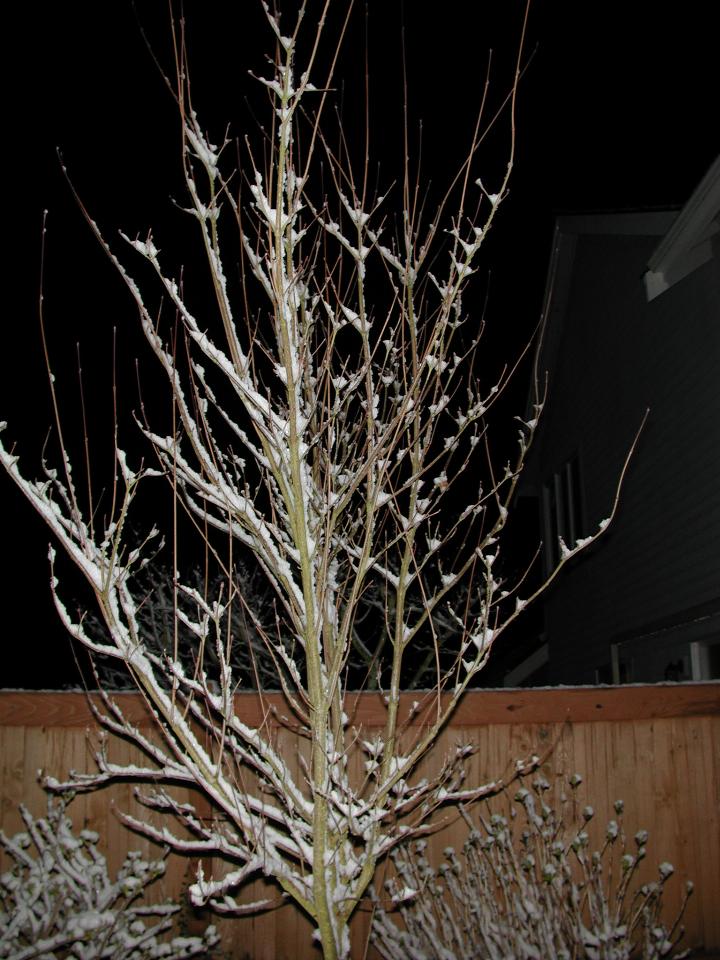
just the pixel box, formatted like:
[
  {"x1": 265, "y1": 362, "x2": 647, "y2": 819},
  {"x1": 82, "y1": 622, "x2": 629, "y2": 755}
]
[{"x1": 1, "y1": 1, "x2": 717, "y2": 688}]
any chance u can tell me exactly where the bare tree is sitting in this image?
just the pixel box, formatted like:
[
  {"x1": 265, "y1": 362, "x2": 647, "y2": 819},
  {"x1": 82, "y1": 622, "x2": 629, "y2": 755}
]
[
  {"x1": 0, "y1": 5, "x2": 631, "y2": 957},
  {"x1": 83, "y1": 558, "x2": 280, "y2": 691}
]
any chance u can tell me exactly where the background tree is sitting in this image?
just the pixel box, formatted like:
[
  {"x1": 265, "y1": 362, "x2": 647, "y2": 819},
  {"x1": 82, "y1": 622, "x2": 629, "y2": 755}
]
[{"x1": 0, "y1": 4, "x2": 631, "y2": 957}]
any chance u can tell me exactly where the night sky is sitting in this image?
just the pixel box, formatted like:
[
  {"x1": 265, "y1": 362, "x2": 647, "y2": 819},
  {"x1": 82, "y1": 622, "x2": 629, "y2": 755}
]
[{"x1": 1, "y1": 1, "x2": 717, "y2": 688}]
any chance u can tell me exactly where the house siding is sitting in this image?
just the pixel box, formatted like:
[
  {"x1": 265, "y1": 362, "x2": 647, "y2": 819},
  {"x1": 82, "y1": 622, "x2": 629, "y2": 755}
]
[{"x1": 533, "y1": 229, "x2": 720, "y2": 684}]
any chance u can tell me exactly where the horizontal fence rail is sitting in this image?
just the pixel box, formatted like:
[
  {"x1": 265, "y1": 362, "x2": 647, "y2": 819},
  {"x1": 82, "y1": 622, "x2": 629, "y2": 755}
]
[{"x1": 1, "y1": 684, "x2": 718, "y2": 957}]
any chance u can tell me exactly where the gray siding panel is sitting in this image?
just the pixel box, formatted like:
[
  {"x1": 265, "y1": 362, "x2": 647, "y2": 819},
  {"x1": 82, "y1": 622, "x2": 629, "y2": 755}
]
[{"x1": 533, "y1": 231, "x2": 720, "y2": 684}]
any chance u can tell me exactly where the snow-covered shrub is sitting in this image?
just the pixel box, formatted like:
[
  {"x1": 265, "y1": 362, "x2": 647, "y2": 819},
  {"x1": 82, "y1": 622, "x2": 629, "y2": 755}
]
[
  {"x1": 0, "y1": 796, "x2": 218, "y2": 959},
  {"x1": 371, "y1": 774, "x2": 693, "y2": 960}
]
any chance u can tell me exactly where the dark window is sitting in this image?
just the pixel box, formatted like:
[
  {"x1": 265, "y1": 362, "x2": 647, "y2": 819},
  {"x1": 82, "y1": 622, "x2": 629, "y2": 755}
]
[{"x1": 541, "y1": 456, "x2": 583, "y2": 574}]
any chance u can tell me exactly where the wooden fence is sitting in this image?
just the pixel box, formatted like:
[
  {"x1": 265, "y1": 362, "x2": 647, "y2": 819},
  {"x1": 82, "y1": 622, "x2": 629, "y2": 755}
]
[{"x1": 1, "y1": 684, "x2": 718, "y2": 957}]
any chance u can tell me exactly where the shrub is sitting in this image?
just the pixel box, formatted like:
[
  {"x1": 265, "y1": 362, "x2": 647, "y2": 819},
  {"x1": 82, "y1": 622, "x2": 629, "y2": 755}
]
[
  {"x1": 0, "y1": 795, "x2": 217, "y2": 959},
  {"x1": 371, "y1": 773, "x2": 693, "y2": 960}
]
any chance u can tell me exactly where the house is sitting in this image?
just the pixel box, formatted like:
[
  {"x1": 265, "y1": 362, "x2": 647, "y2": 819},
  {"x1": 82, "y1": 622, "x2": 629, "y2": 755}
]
[{"x1": 511, "y1": 156, "x2": 720, "y2": 686}]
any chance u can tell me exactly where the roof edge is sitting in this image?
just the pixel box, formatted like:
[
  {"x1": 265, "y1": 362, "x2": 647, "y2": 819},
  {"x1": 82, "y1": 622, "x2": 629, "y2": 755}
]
[{"x1": 645, "y1": 155, "x2": 720, "y2": 299}]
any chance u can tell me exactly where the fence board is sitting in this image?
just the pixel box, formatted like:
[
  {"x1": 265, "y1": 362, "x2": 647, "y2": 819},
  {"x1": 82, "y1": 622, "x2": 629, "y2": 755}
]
[
  {"x1": 2, "y1": 683, "x2": 718, "y2": 727},
  {"x1": 1, "y1": 685, "x2": 718, "y2": 956}
]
